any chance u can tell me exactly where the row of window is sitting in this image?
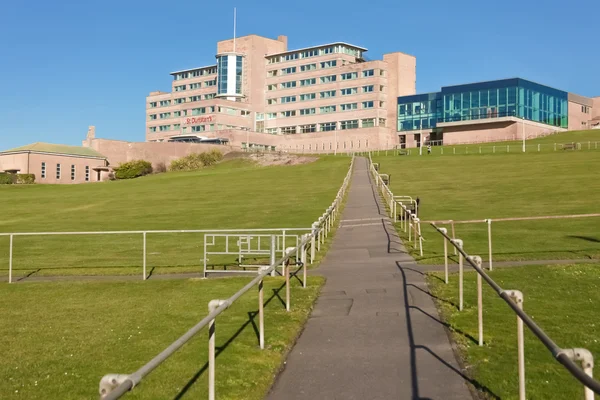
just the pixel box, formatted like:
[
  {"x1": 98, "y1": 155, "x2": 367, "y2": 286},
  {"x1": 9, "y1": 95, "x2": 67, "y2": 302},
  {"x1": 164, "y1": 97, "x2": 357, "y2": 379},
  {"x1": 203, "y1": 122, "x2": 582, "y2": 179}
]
[
  {"x1": 149, "y1": 93, "x2": 218, "y2": 108},
  {"x1": 582, "y1": 105, "x2": 591, "y2": 114},
  {"x1": 174, "y1": 80, "x2": 217, "y2": 91},
  {"x1": 173, "y1": 67, "x2": 217, "y2": 81},
  {"x1": 40, "y1": 162, "x2": 90, "y2": 181},
  {"x1": 267, "y1": 70, "x2": 380, "y2": 90},
  {"x1": 267, "y1": 85, "x2": 377, "y2": 105},
  {"x1": 263, "y1": 101, "x2": 384, "y2": 119},
  {"x1": 267, "y1": 45, "x2": 363, "y2": 64},
  {"x1": 268, "y1": 60, "x2": 364, "y2": 77},
  {"x1": 149, "y1": 106, "x2": 251, "y2": 121},
  {"x1": 149, "y1": 124, "x2": 250, "y2": 135},
  {"x1": 262, "y1": 118, "x2": 386, "y2": 135}
]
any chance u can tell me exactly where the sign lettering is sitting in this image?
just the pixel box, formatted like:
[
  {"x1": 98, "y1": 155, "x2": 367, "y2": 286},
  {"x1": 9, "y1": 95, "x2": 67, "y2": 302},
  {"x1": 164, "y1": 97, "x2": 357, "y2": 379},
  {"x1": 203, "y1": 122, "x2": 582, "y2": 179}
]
[{"x1": 184, "y1": 116, "x2": 214, "y2": 125}]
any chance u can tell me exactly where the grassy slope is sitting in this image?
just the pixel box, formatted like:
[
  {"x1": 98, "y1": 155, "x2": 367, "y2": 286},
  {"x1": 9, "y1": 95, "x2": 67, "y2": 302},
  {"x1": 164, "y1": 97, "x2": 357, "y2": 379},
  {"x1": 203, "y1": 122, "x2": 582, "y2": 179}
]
[
  {"x1": 0, "y1": 276, "x2": 324, "y2": 400},
  {"x1": 373, "y1": 140, "x2": 600, "y2": 263},
  {"x1": 0, "y1": 157, "x2": 350, "y2": 276},
  {"x1": 428, "y1": 264, "x2": 600, "y2": 399}
]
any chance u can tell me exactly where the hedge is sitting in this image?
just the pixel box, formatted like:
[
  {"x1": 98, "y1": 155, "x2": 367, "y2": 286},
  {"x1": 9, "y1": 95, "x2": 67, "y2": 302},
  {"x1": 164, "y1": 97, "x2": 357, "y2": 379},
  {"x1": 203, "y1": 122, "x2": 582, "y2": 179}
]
[
  {"x1": 0, "y1": 173, "x2": 15, "y2": 184},
  {"x1": 113, "y1": 160, "x2": 153, "y2": 179},
  {"x1": 169, "y1": 150, "x2": 224, "y2": 171},
  {"x1": 16, "y1": 174, "x2": 35, "y2": 184}
]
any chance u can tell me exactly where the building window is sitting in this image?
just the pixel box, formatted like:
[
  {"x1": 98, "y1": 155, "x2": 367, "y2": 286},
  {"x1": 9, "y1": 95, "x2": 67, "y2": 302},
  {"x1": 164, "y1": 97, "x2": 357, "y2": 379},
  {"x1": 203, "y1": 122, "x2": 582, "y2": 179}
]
[
  {"x1": 267, "y1": 84, "x2": 277, "y2": 91},
  {"x1": 281, "y1": 67, "x2": 297, "y2": 75},
  {"x1": 341, "y1": 120, "x2": 359, "y2": 130},
  {"x1": 341, "y1": 72, "x2": 358, "y2": 80},
  {"x1": 71, "y1": 165, "x2": 76, "y2": 181},
  {"x1": 159, "y1": 125, "x2": 171, "y2": 131},
  {"x1": 174, "y1": 98, "x2": 186, "y2": 104},
  {"x1": 192, "y1": 125, "x2": 206, "y2": 132},
  {"x1": 379, "y1": 118, "x2": 387, "y2": 127},
  {"x1": 320, "y1": 90, "x2": 336, "y2": 99},
  {"x1": 300, "y1": 78, "x2": 316, "y2": 86},
  {"x1": 363, "y1": 85, "x2": 374, "y2": 93},
  {"x1": 267, "y1": 113, "x2": 277, "y2": 119},
  {"x1": 267, "y1": 70, "x2": 278, "y2": 77},
  {"x1": 341, "y1": 88, "x2": 358, "y2": 96},
  {"x1": 379, "y1": 101, "x2": 386, "y2": 108},
  {"x1": 362, "y1": 101, "x2": 374, "y2": 109},
  {"x1": 266, "y1": 128, "x2": 278, "y2": 134},
  {"x1": 159, "y1": 112, "x2": 171, "y2": 119},
  {"x1": 174, "y1": 85, "x2": 186, "y2": 92},
  {"x1": 380, "y1": 70, "x2": 386, "y2": 76},
  {"x1": 281, "y1": 110, "x2": 296, "y2": 117},
  {"x1": 320, "y1": 60, "x2": 337, "y2": 69},
  {"x1": 149, "y1": 102, "x2": 157, "y2": 108},
  {"x1": 174, "y1": 111, "x2": 186, "y2": 117},
  {"x1": 281, "y1": 126, "x2": 297, "y2": 134},
  {"x1": 189, "y1": 83, "x2": 201, "y2": 90},
  {"x1": 56, "y1": 164, "x2": 61, "y2": 180},
  {"x1": 320, "y1": 122, "x2": 336, "y2": 131},
  {"x1": 148, "y1": 114, "x2": 157, "y2": 120},
  {"x1": 281, "y1": 81, "x2": 297, "y2": 89},
  {"x1": 300, "y1": 108, "x2": 316, "y2": 115},
  {"x1": 281, "y1": 96, "x2": 296, "y2": 104},
  {"x1": 203, "y1": 93, "x2": 216, "y2": 100},
  {"x1": 149, "y1": 127, "x2": 157, "y2": 132},
  {"x1": 160, "y1": 100, "x2": 171, "y2": 107},
  {"x1": 340, "y1": 103, "x2": 358, "y2": 111},
  {"x1": 299, "y1": 93, "x2": 316, "y2": 101},
  {"x1": 361, "y1": 118, "x2": 375, "y2": 128},
  {"x1": 320, "y1": 75, "x2": 336, "y2": 84},
  {"x1": 320, "y1": 105, "x2": 336, "y2": 114},
  {"x1": 205, "y1": 79, "x2": 216, "y2": 87},
  {"x1": 362, "y1": 69, "x2": 374, "y2": 77},
  {"x1": 191, "y1": 107, "x2": 206, "y2": 115},
  {"x1": 41, "y1": 162, "x2": 46, "y2": 179},
  {"x1": 300, "y1": 124, "x2": 317, "y2": 133},
  {"x1": 85, "y1": 166, "x2": 90, "y2": 182},
  {"x1": 284, "y1": 53, "x2": 299, "y2": 61},
  {"x1": 300, "y1": 63, "x2": 317, "y2": 72}
]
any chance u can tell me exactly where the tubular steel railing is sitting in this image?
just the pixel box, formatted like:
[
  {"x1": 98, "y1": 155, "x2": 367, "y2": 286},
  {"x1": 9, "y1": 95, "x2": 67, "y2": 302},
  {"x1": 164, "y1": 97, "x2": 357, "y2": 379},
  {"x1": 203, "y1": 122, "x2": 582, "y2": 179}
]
[
  {"x1": 97, "y1": 156, "x2": 354, "y2": 399},
  {"x1": 431, "y1": 223, "x2": 598, "y2": 400}
]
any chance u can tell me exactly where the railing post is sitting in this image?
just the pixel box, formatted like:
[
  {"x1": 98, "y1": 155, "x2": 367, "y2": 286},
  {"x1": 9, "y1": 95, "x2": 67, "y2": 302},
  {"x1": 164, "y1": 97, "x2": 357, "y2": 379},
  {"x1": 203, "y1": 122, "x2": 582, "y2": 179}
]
[
  {"x1": 142, "y1": 232, "x2": 147, "y2": 281},
  {"x1": 408, "y1": 213, "x2": 412, "y2": 242},
  {"x1": 452, "y1": 239, "x2": 464, "y2": 311},
  {"x1": 507, "y1": 290, "x2": 525, "y2": 400},
  {"x1": 208, "y1": 299, "x2": 227, "y2": 400},
  {"x1": 270, "y1": 235, "x2": 276, "y2": 277},
  {"x1": 451, "y1": 221, "x2": 457, "y2": 255},
  {"x1": 560, "y1": 348, "x2": 595, "y2": 400},
  {"x1": 310, "y1": 223, "x2": 317, "y2": 264},
  {"x1": 258, "y1": 273, "x2": 265, "y2": 349},
  {"x1": 469, "y1": 255, "x2": 484, "y2": 346},
  {"x1": 440, "y1": 228, "x2": 449, "y2": 284},
  {"x1": 486, "y1": 219, "x2": 493, "y2": 271},
  {"x1": 302, "y1": 236, "x2": 307, "y2": 289},
  {"x1": 9, "y1": 234, "x2": 13, "y2": 284},
  {"x1": 285, "y1": 251, "x2": 291, "y2": 312}
]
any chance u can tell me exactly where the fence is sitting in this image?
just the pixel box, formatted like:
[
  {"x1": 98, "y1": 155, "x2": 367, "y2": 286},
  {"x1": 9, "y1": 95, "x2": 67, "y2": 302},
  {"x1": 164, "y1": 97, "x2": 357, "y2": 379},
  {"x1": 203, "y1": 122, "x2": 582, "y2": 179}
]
[
  {"x1": 368, "y1": 156, "x2": 424, "y2": 256},
  {"x1": 431, "y1": 224, "x2": 599, "y2": 400},
  {"x1": 427, "y1": 213, "x2": 600, "y2": 271},
  {"x1": 97, "y1": 156, "x2": 354, "y2": 399}
]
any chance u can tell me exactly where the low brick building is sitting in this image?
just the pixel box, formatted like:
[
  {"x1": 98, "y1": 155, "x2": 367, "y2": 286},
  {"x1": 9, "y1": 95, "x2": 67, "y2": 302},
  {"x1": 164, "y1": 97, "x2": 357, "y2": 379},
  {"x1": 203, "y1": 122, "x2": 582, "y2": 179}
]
[{"x1": 0, "y1": 143, "x2": 109, "y2": 184}]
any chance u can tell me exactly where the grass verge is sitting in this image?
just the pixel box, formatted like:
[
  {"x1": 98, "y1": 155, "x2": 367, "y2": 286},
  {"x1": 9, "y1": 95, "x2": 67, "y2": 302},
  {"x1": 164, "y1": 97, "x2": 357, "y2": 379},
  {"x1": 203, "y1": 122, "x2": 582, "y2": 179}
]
[
  {"x1": 0, "y1": 275, "x2": 325, "y2": 399},
  {"x1": 427, "y1": 263, "x2": 600, "y2": 399}
]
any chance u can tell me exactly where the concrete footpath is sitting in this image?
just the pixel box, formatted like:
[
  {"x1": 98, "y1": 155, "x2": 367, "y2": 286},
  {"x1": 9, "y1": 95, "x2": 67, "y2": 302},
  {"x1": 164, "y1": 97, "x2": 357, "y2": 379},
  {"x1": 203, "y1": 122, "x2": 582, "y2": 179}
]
[{"x1": 266, "y1": 157, "x2": 473, "y2": 400}]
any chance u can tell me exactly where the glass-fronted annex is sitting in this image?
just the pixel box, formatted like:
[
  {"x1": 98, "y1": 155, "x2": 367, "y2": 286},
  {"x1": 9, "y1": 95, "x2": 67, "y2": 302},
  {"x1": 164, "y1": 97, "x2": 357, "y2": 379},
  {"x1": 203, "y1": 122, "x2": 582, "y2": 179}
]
[{"x1": 397, "y1": 78, "x2": 568, "y2": 131}]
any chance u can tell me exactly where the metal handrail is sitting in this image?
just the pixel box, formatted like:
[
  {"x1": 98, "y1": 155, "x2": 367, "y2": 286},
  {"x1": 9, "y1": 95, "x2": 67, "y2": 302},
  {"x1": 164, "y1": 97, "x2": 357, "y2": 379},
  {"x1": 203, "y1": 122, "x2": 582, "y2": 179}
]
[
  {"x1": 431, "y1": 223, "x2": 600, "y2": 397},
  {"x1": 97, "y1": 156, "x2": 355, "y2": 399}
]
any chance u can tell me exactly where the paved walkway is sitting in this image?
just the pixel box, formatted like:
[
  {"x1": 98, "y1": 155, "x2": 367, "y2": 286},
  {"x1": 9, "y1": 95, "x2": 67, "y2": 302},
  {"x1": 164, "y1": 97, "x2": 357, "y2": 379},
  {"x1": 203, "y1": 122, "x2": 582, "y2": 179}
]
[{"x1": 266, "y1": 157, "x2": 473, "y2": 400}]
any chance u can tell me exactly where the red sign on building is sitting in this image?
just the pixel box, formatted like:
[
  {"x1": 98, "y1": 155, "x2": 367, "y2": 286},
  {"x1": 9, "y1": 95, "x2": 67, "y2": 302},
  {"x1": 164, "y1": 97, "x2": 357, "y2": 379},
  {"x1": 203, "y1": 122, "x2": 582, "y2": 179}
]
[{"x1": 184, "y1": 116, "x2": 214, "y2": 125}]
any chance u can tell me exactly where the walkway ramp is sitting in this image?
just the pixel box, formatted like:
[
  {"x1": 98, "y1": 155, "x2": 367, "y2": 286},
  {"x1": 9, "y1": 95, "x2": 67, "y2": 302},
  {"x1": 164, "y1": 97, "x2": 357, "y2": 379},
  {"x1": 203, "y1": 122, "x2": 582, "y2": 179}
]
[{"x1": 267, "y1": 157, "x2": 472, "y2": 400}]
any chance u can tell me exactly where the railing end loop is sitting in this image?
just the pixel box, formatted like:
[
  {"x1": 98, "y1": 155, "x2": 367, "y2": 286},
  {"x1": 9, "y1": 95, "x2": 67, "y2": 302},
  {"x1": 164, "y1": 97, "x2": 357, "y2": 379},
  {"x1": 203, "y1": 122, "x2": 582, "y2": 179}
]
[{"x1": 99, "y1": 374, "x2": 132, "y2": 398}]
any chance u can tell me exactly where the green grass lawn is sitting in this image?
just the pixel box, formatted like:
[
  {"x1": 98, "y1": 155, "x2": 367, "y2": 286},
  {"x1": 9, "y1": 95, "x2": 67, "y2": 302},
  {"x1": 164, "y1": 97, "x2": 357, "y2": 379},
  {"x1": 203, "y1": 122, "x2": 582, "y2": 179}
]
[
  {"x1": 428, "y1": 264, "x2": 600, "y2": 400},
  {"x1": 372, "y1": 134, "x2": 600, "y2": 263},
  {"x1": 0, "y1": 275, "x2": 324, "y2": 399},
  {"x1": 0, "y1": 157, "x2": 350, "y2": 277}
]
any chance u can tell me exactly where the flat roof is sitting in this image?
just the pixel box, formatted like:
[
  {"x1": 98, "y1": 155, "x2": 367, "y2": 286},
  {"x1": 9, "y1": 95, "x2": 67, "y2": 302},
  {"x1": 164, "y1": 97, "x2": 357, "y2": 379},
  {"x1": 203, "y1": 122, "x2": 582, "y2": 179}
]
[
  {"x1": 266, "y1": 42, "x2": 368, "y2": 57},
  {"x1": 170, "y1": 64, "x2": 217, "y2": 76},
  {"x1": 1, "y1": 142, "x2": 106, "y2": 158}
]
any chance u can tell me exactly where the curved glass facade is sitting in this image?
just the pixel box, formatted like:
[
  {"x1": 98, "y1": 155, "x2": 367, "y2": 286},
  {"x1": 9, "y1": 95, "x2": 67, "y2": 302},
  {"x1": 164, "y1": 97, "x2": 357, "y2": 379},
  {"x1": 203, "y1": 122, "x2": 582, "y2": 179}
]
[
  {"x1": 217, "y1": 54, "x2": 243, "y2": 97},
  {"x1": 398, "y1": 78, "x2": 568, "y2": 131}
]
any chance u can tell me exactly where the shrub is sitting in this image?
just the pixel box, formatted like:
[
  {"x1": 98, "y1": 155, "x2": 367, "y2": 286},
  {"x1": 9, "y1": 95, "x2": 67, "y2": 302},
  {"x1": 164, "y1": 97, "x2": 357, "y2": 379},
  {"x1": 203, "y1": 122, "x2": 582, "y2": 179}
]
[
  {"x1": 169, "y1": 150, "x2": 224, "y2": 172},
  {"x1": 16, "y1": 174, "x2": 35, "y2": 184},
  {"x1": 0, "y1": 173, "x2": 15, "y2": 184},
  {"x1": 154, "y1": 162, "x2": 167, "y2": 173},
  {"x1": 113, "y1": 160, "x2": 153, "y2": 179}
]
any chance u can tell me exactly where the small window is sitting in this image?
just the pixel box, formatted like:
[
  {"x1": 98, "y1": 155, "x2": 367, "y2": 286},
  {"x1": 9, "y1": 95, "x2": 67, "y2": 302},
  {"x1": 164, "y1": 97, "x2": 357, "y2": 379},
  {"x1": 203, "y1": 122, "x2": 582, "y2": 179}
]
[
  {"x1": 362, "y1": 69, "x2": 374, "y2": 77},
  {"x1": 85, "y1": 166, "x2": 90, "y2": 182},
  {"x1": 71, "y1": 165, "x2": 76, "y2": 181},
  {"x1": 41, "y1": 162, "x2": 46, "y2": 179},
  {"x1": 56, "y1": 164, "x2": 61, "y2": 180}
]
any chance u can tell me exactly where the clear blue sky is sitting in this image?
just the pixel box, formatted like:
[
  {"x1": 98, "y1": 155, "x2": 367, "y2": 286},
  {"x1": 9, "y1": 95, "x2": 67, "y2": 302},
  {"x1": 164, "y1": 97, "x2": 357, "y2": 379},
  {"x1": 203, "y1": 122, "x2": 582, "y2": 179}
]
[{"x1": 1, "y1": 0, "x2": 598, "y2": 150}]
